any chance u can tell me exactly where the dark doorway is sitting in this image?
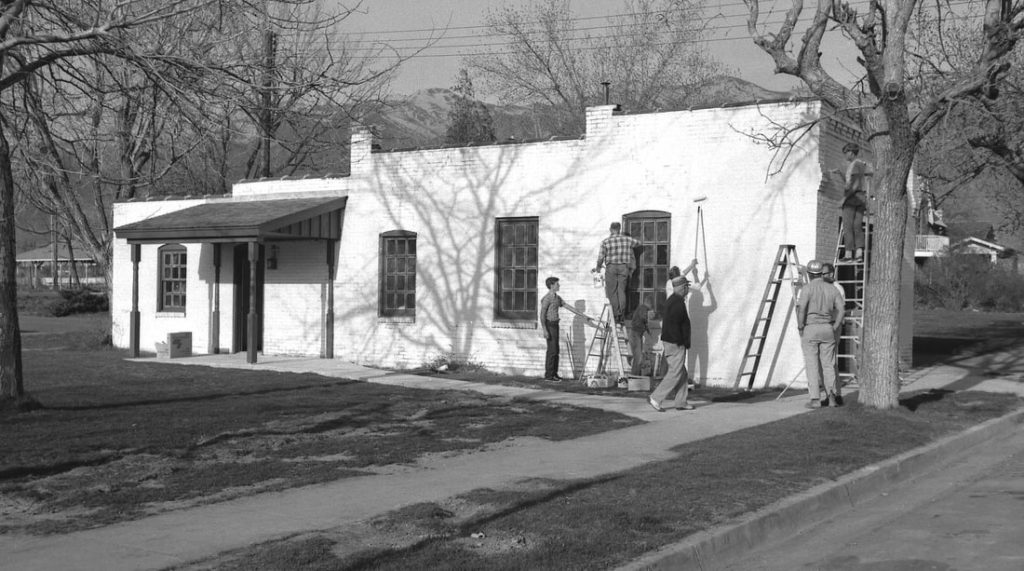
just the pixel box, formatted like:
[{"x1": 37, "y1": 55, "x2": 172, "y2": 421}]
[{"x1": 233, "y1": 243, "x2": 264, "y2": 353}]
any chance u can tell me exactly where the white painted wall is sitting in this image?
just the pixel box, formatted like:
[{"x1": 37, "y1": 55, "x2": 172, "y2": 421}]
[
  {"x1": 113, "y1": 100, "x2": 911, "y2": 389},
  {"x1": 330, "y1": 101, "x2": 826, "y2": 386}
]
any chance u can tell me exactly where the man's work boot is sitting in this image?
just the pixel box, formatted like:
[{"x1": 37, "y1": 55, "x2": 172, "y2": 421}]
[{"x1": 827, "y1": 393, "x2": 838, "y2": 408}]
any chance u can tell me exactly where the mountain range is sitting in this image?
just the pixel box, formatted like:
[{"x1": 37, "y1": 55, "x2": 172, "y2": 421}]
[{"x1": 367, "y1": 75, "x2": 799, "y2": 150}]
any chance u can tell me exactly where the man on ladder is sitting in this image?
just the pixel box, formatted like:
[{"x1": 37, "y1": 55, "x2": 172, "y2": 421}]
[
  {"x1": 593, "y1": 221, "x2": 641, "y2": 324},
  {"x1": 831, "y1": 142, "x2": 871, "y2": 261},
  {"x1": 796, "y1": 260, "x2": 845, "y2": 408}
]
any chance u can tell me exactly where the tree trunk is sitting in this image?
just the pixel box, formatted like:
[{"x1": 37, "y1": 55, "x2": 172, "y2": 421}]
[
  {"x1": 859, "y1": 111, "x2": 915, "y2": 409},
  {"x1": 66, "y1": 233, "x2": 81, "y2": 288},
  {"x1": 0, "y1": 116, "x2": 24, "y2": 401}
]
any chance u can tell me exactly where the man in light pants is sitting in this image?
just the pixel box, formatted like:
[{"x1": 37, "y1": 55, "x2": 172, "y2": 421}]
[
  {"x1": 796, "y1": 260, "x2": 845, "y2": 408},
  {"x1": 648, "y1": 275, "x2": 694, "y2": 412}
]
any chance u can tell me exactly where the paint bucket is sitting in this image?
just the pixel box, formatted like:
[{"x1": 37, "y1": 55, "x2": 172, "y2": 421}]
[{"x1": 627, "y1": 375, "x2": 651, "y2": 392}]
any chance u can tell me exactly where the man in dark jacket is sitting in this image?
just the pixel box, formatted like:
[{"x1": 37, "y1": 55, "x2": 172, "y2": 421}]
[{"x1": 648, "y1": 275, "x2": 694, "y2": 411}]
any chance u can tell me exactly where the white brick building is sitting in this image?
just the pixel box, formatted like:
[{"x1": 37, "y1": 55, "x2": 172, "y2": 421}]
[{"x1": 112, "y1": 100, "x2": 914, "y2": 388}]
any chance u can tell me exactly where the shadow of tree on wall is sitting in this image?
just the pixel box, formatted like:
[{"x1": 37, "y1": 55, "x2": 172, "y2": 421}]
[{"x1": 335, "y1": 139, "x2": 610, "y2": 373}]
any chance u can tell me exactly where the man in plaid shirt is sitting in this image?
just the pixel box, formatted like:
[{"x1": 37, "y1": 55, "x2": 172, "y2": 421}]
[{"x1": 594, "y1": 222, "x2": 640, "y2": 323}]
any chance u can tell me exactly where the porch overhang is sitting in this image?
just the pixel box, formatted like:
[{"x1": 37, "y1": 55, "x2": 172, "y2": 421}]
[{"x1": 115, "y1": 196, "x2": 347, "y2": 244}]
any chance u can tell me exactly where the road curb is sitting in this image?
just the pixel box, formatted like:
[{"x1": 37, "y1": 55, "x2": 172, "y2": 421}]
[{"x1": 617, "y1": 406, "x2": 1024, "y2": 571}]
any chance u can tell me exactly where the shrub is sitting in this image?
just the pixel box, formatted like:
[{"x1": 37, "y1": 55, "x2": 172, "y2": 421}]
[
  {"x1": 421, "y1": 351, "x2": 485, "y2": 373},
  {"x1": 915, "y1": 254, "x2": 1024, "y2": 311},
  {"x1": 48, "y1": 288, "x2": 109, "y2": 317}
]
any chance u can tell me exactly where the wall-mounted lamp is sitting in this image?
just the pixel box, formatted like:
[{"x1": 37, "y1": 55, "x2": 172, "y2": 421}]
[{"x1": 267, "y1": 244, "x2": 279, "y2": 270}]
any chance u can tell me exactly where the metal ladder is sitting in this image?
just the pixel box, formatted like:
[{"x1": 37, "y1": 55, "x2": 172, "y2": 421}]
[
  {"x1": 578, "y1": 304, "x2": 629, "y2": 383},
  {"x1": 736, "y1": 245, "x2": 804, "y2": 390},
  {"x1": 833, "y1": 214, "x2": 872, "y2": 390}
]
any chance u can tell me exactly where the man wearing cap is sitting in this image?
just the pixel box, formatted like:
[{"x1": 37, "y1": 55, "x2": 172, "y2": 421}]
[
  {"x1": 796, "y1": 260, "x2": 845, "y2": 408},
  {"x1": 648, "y1": 275, "x2": 694, "y2": 412},
  {"x1": 594, "y1": 222, "x2": 641, "y2": 323},
  {"x1": 831, "y1": 143, "x2": 871, "y2": 260}
]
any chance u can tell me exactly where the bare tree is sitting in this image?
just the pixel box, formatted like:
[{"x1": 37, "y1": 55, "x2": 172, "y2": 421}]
[
  {"x1": 217, "y1": 0, "x2": 399, "y2": 179},
  {"x1": 743, "y1": 0, "x2": 1024, "y2": 408},
  {"x1": 909, "y1": 8, "x2": 1024, "y2": 234},
  {"x1": 468, "y1": 0, "x2": 724, "y2": 136},
  {"x1": 0, "y1": 0, "x2": 212, "y2": 404},
  {"x1": 445, "y1": 68, "x2": 496, "y2": 146},
  {"x1": 0, "y1": 0, "x2": 416, "y2": 404}
]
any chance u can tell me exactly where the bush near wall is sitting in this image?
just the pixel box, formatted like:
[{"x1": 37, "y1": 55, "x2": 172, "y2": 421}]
[
  {"x1": 915, "y1": 253, "x2": 1024, "y2": 311},
  {"x1": 48, "y1": 289, "x2": 110, "y2": 317}
]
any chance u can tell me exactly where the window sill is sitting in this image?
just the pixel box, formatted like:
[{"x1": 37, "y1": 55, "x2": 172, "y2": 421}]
[
  {"x1": 491, "y1": 320, "x2": 538, "y2": 330},
  {"x1": 379, "y1": 315, "x2": 415, "y2": 324},
  {"x1": 156, "y1": 311, "x2": 186, "y2": 318}
]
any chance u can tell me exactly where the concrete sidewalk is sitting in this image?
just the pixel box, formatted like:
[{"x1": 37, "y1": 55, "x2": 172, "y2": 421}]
[{"x1": 2, "y1": 349, "x2": 1022, "y2": 571}]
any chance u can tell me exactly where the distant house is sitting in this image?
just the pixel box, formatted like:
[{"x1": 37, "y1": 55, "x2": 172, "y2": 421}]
[
  {"x1": 16, "y1": 241, "x2": 105, "y2": 288},
  {"x1": 112, "y1": 100, "x2": 916, "y2": 386},
  {"x1": 915, "y1": 218, "x2": 1019, "y2": 272}
]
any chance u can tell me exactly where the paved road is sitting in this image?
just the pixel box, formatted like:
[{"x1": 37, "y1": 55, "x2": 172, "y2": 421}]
[{"x1": 720, "y1": 426, "x2": 1024, "y2": 571}]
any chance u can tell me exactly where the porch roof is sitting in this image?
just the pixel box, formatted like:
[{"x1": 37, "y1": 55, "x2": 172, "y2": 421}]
[{"x1": 115, "y1": 196, "x2": 347, "y2": 244}]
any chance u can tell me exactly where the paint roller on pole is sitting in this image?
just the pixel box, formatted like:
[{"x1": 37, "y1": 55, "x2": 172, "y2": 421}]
[{"x1": 693, "y1": 195, "x2": 709, "y2": 280}]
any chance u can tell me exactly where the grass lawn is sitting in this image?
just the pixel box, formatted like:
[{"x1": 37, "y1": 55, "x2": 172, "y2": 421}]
[
  {"x1": 2, "y1": 307, "x2": 1022, "y2": 569},
  {"x1": 913, "y1": 308, "x2": 1024, "y2": 366},
  {"x1": 0, "y1": 314, "x2": 641, "y2": 535},
  {"x1": 189, "y1": 390, "x2": 1021, "y2": 571},
  {"x1": 175, "y1": 307, "x2": 1024, "y2": 570}
]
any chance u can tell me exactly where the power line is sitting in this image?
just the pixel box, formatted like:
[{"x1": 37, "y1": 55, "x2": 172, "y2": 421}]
[
  {"x1": 340, "y1": 0, "x2": 975, "y2": 40},
  {"x1": 293, "y1": 7, "x2": 985, "y2": 62},
  {"x1": 318, "y1": 2, "x2": 984, "y2": 63}
]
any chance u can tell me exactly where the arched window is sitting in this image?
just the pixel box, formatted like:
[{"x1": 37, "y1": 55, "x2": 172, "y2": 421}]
[
  {"x1": 380, "y1": 231, "x2": 417, "y2": 318},
  {"x1": 158, "y1": 244, "x2": 187, "y2": 312}
]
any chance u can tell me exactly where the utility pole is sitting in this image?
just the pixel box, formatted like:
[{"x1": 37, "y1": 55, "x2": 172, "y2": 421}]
[{"x1": 260, "y1": 1, "x2": 276, "y2": 178}]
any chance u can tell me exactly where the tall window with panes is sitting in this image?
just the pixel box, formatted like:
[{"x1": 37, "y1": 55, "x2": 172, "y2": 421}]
[
  {"x1": 159, "y1": 244, "x2": 187, "y2": 312},
  {"x1": 380, "y1": 231, "x2": 416, "y2": 318},
  {"x1": 625, "y1": 212, "x2": 671, "y2": 317},
  {"x1": 494, "y1": 217, "x2": 538, "y2": 320}
]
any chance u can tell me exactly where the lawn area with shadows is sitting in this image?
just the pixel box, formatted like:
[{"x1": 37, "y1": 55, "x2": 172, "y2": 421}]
[
  {"x1": 1, "y1": 317, "x2": 641, "y2": 535},
  {"x1": 184, "y1": 389, "x2": 1022, "y2": 571}
]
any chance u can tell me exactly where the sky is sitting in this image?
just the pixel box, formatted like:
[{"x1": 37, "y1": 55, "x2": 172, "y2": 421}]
[{"x1": 333, "y1": 0, "x2": 861, "y2": 97}]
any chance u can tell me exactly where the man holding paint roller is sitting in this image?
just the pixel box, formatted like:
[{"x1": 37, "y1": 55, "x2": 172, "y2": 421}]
[{"x1": 594, "y1": 222, "x2": 641, "y2": 324}]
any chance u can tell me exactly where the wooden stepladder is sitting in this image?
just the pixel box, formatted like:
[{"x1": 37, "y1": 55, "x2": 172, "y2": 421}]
[
  {"x1": 736, "y1": 245, "x2": 804, "y2": 390},
  {"x1": 578, "y1": 304, "x2": 629, "y2": 383}
]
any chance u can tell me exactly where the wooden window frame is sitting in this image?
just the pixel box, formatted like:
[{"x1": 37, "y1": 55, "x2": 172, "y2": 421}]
[
  {"x1": 379, "y1": 231, "x2": 417, "y2": 318},
  {"x1": 624, "y1": 211, "x2": 671, "y2": 318},
  {"x1": 158, "y1": 244, "x2": 187, "y2": 313},
  {"x1": 493, "y1": 217, "x2": 539, "y2": 321}
]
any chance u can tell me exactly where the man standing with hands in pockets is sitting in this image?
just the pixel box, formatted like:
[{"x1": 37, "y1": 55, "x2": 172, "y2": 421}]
[{"x1": 796, "y1": 260, "x2": 845, "y2": 408}]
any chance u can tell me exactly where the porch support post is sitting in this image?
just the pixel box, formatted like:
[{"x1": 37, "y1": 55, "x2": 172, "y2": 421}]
[
  {"x1": 247, "y1": 241, "x2": 259, "y2": 364},
  {"x1": 129, "y1": 243, "x2": 141, "y2": 357},
  {"x1": 324, "y1": 240, "x2": 335, "y2": 358},
  {"x1": 209, "y1": 243, "x2": 221, "y2": 354}
]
